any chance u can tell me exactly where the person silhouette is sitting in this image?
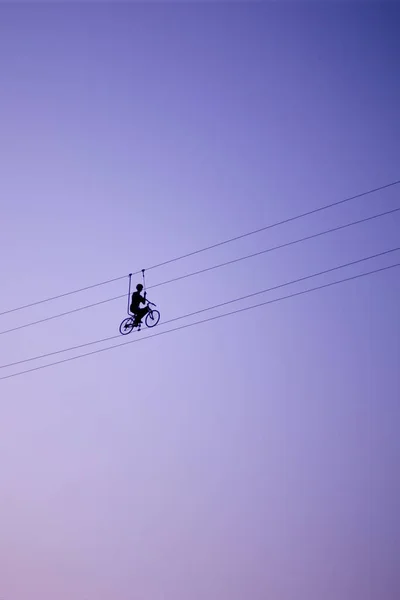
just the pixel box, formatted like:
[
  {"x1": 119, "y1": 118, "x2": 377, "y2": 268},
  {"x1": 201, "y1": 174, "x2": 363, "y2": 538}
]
[{"x1": 130, "y1": 283, "x2": 149, "y2": 325}]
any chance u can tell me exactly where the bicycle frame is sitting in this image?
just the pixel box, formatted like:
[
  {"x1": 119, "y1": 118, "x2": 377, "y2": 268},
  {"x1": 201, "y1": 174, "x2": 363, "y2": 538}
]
[{"x1": 129, "y1": 299, "x2": 156, "y2": 318}]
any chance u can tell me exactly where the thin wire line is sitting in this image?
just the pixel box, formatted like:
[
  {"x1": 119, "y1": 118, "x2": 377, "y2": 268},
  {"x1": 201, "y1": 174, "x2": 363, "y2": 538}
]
[
  {"x1": 0, "y1": 274, "x2": 127, "y2": 318},
  {"x1": 145, "y1": 179, "x2": 400, "y2": 271},
  {"x1": 1, "y1": 179, "x2": 398, "y2": 318},
  {"x1": 1, "y1": 262, "x2": 398, "y2": 382},
  {"x1": 1, "y1": 247, "x2": 398, "y2": 371},
  {"x1": 148, "y1": 206, "x2": 400, "y2": 290},
  {"x1": 0, "y1": 294, "x2": 125, "y2": 336},
  {"x1": 1, "y1": 207, "x2": 398, "y2": 337}
]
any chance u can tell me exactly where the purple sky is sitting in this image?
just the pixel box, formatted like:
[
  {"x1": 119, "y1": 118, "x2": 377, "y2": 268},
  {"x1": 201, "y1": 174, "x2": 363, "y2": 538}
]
[{"x1": 1, "y1": 2, "x2": 399, "y2": 599}]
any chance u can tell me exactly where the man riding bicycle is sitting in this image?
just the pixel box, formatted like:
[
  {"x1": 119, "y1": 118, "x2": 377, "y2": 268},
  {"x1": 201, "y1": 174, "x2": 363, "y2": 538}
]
[{"x1": 130, "y1": 283, "x2": 149, "y2": 325}]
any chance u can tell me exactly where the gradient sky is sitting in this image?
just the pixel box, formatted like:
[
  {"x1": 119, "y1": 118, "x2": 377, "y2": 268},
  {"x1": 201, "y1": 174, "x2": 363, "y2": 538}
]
[{"x1": 1, "y1": 2, "x2": 399, "y2": 599}]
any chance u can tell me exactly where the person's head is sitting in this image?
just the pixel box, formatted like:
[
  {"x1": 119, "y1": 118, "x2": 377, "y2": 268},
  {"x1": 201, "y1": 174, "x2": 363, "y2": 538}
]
[{"x1": 136, "y1": 283, "x2": 143, "y2": 292}]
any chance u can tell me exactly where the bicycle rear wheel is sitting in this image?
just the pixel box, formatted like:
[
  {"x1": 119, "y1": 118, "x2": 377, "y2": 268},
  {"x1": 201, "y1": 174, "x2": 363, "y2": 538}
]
[
  {"x1": 119, "y1": 317, "x2": 135, "y2": 335},
  {"x1": 145, "y1": 309, "x2": 160, "y2": 328}
]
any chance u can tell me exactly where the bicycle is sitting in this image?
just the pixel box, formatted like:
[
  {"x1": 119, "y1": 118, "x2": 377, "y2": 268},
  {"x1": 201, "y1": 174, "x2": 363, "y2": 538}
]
[{"x1": 119, "y1": 299, "x2": 161, "y2": 335}]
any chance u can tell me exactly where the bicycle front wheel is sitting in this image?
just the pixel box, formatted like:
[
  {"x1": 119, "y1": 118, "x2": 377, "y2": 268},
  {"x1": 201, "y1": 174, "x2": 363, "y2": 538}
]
[{"x1": 145, "y1": 310, "x2": 160, "y2": 328}]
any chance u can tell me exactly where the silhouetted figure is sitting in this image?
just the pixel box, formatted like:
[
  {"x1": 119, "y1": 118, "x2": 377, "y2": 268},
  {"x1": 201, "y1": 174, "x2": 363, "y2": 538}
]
[{"x1": 130, "y1": 283, "x2": 149, "y2": 325}]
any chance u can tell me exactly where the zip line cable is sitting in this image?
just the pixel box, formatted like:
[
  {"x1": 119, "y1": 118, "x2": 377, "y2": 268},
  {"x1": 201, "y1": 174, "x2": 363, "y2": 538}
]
[
  {"x1": 1, "y1": 206, "x2": 398, "y2": 337},
  {"x1": 1, "y1": 179, "x2": 399, "y2": 318},
  {"x1": 0, "y1": 274, "x2": 127, "y2": 318},
  {"x1": 1, "y1": 247, "x2": 398, "y2": 372},
  {"x1": 0, "y1": 294, "x2": 125, "y2": 336},
  {"x1": 1, "y1": 261, "x2": 398, "y2": 382},
  {"x1": 145, "y1": 180, "x2": 400, "y2": 271},
  {"x1": 148, "y1": 207, "x2": 400, "y2": 290}
]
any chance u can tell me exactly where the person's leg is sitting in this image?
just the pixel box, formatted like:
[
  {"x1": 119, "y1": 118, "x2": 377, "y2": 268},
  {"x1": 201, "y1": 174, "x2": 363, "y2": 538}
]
[
  {"x1": 135, "y1": 307, "x2": 149, "y2": 324},
  {"x1": 132, "y1": 308, "x2": 142, "y2": 325}
]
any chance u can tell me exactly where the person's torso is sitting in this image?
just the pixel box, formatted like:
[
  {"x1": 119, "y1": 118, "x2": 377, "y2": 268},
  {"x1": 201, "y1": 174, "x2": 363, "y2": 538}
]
[{"x1": 131, "y1": 291, "x2": 141, "y2": 309}]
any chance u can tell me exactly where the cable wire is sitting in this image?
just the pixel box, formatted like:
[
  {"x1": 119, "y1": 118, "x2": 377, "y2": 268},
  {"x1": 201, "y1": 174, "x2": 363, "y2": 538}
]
[
  {"x1": 1, "y1": 261, "x2": 398, "y2": 382},
  {"x1": 1, "y1": 179, "x2": 399, "y2": 318},
  {"x1": 0, "y1": 274, "x2": 127, "y2": 318},
  {"x1": 0, "y1": 294, "x2": 125, "y2": 336},
  {"x1": 1, "y1": 247, "x2": 398, "y2": 372},
  {"x1": 145, "y1": 179, "x2": 400, "y2": 271},
  {"x1": 148, "y1": 206, "x2": 400, "y2": 290},
  {"x1": 1, "y1": 206, "x2": 398, "y2": 337}
]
